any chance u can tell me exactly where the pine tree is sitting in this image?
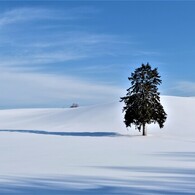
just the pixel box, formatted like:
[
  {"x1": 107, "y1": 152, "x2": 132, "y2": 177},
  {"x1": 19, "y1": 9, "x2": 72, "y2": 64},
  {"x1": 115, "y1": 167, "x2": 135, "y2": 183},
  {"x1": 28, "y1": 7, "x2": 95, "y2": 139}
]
[{"x1": 120, "y1": 63, "x2": 167, "y2": 136}]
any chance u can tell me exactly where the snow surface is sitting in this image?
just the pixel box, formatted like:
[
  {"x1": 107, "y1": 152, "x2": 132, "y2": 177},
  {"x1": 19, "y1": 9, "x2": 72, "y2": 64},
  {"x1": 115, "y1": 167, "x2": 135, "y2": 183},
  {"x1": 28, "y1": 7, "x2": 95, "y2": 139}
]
[{"x1": 0, "y1": 96, "x2": 195, "y2": 194}]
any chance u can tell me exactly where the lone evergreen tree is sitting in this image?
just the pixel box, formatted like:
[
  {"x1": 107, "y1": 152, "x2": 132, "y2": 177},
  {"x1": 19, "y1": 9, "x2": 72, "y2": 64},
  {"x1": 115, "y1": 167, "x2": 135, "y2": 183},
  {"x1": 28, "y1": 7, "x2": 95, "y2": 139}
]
[{"x1": 120, "y1": 63, "x2": 167, "y2": 136}]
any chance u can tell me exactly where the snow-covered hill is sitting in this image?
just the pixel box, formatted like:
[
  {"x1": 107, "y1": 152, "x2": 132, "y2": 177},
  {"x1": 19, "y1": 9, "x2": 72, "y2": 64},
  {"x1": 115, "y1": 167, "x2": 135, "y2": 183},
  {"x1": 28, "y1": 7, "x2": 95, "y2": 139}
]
[
  {"x1": 0, "y1": 102, "x2": 126, "y2": 134},
  {"x1": 0, "y1": 96, "x2": 195, "y2": 194}
]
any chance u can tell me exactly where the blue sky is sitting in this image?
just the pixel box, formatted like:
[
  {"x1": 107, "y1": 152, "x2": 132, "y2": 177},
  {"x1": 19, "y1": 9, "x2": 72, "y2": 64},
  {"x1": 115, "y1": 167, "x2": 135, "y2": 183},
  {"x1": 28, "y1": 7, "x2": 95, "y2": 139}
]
[{"x1": 0, "y1": 1, "x2": 195, "y2": 108}]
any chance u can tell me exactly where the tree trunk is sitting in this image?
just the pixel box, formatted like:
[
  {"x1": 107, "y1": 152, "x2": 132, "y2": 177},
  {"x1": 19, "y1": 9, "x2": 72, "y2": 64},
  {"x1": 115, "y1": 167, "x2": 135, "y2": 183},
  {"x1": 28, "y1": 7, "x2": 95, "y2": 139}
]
[{"x1": 142, "y1": 123, "x2": 147, "y2": 136}]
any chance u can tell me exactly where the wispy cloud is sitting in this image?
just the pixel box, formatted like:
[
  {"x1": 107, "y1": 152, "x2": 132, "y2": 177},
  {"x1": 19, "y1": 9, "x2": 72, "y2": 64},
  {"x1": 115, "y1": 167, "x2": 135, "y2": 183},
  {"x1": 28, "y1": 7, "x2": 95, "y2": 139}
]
[
  {"x1": 0, "y1": 52, "x2": 86, "y2": 69},
  {"x1": 0, "y1": 5, "x2": 163, "y2": 108},
  {"x1": 0, "y1": 6, "x2": 158, "y2": 72},
  {"x1": 0, "y1": 69, "x2": 123, "y2": 108},
  {"x1": 0, "y1": 8, "x2": 53, "y2": 26},
  {"x1": 0, "y1": 30, "x2": 135, "y2": 70},
  {"x1": 0, "y1": 6, "x2": 98, "y2": 27}
]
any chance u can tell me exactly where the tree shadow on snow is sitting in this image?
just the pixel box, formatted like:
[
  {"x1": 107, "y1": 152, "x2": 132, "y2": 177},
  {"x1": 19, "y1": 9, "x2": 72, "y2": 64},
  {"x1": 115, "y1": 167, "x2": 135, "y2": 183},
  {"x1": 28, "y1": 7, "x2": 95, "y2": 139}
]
[
  {"x1": 0, "y1": 165, "x2": 195, "y2": 195},
  {"x1": 0, "y1": 152, "x2": 195, "y2": 194},
  {"x1": 0, "y1": 129, "x2": 124, "y2": 137}
]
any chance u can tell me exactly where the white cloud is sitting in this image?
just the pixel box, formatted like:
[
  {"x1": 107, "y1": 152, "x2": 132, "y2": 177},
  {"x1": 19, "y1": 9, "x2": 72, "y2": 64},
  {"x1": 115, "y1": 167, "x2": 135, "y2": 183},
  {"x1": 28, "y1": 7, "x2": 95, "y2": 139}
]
[
  {"x1": 0, "y1": 7, "x2": 157, "y2": 72},
  {"x1": 0, "y1": 6, "x2": 164, "y2": 109},
  {"x1": 0, "y1": 31, "x2": 134, "y2": 70},
  {"x1": 0, "y1": 8, "x2": 50, "y2": 26},
  {"x1": 0, "y1": 69, "x2": 123, "y2": 108},
  {"x1": 0, "y1": 6, "x2": 99, "y2": 27}
]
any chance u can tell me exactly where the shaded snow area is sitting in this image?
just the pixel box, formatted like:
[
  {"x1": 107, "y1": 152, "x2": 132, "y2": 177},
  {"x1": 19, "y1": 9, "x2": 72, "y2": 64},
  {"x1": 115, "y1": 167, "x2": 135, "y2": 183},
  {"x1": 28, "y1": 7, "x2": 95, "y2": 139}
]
[{"x1": 0, "y1": 96, "x2": 195, "y2": 194}]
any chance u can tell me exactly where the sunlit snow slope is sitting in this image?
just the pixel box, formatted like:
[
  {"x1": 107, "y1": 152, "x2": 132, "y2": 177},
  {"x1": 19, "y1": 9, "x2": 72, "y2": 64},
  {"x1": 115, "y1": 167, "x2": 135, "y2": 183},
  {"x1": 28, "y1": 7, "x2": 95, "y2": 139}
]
[{"x1": 0, "y1": 96, "x2": 195, "y2": 194}]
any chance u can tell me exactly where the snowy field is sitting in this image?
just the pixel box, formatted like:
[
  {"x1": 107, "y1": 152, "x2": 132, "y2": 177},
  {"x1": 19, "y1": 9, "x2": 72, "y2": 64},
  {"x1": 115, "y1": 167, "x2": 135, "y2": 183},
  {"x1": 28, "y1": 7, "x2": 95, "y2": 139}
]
[{"x1": 0, "y1": 96, "x2": 195, "y2": 194}]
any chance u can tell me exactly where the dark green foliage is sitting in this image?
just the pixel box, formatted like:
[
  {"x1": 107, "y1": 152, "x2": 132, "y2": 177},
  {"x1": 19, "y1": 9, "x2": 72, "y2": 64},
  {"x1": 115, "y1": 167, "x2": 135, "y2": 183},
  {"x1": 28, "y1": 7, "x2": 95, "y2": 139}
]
[{"x1": 120, "y1": 63, "x2": 167, "y2": 135}]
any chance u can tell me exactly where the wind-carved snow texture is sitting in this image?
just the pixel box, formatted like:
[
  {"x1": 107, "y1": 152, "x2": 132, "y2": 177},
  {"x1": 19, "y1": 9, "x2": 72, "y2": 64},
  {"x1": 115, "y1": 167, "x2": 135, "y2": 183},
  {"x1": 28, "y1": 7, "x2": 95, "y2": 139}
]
[{"x1": 0, "y1": 96, "x2": 195, "y2": 194}]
